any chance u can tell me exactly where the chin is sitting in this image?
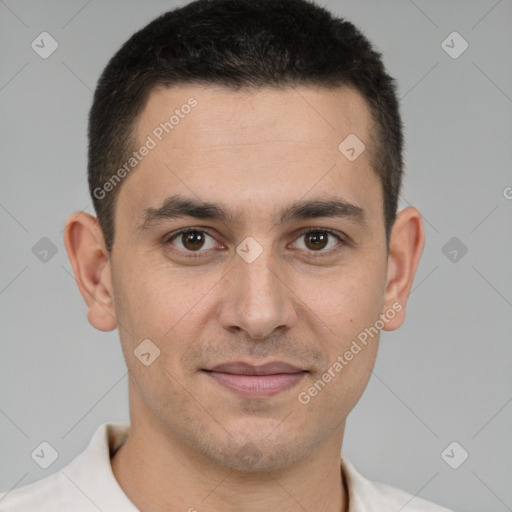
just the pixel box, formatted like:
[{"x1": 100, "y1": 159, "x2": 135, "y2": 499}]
[{"x1": 201, "y1": 433, "x2": 317, "y2": 473}]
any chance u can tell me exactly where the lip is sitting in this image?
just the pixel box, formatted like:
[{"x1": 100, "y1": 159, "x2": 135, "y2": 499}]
[{"x1": 202, "y1": 361, "x2": 307, "y2": 398}]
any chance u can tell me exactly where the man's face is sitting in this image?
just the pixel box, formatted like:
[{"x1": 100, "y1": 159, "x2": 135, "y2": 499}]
[{"x1": 110, "y1": 84, "x2": 390, "y2": 470}]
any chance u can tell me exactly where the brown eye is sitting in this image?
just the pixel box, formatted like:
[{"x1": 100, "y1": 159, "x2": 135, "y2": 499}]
[
  {"x1": 304, "y1": 231, "x2": 329, "y2": 251},
  {"x1": 182, "y1": 231, "x2": 205, "y2": 250},
  {"x1": 294, "y1": 229, "x2": 341, "y2": 253},
  {"x1": 168, "y1": 229, "x2": 217, "y2": 252}
]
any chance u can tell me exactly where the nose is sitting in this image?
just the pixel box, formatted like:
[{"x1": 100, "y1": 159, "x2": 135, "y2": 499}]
[{"x1": 216, "y1": 246, "x2": 298, "y2": 340}]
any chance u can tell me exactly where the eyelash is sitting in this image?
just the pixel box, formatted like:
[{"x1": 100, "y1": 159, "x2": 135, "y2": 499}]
[{"x1": 164, "y1": 227, "x2": 346, "y2": 259}]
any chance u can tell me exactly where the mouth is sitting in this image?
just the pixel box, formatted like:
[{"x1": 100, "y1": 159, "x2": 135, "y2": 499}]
[{"x1": 201, "y1": 361, "x2": 308, "y2": 398}]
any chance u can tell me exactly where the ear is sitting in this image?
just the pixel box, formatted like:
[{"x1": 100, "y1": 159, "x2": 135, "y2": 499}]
[
  {"x1": 63, "y1": 212, "x2": 117, "y2": 332},
  {"x1": 381, "y1": 206, "x2": 425, "y2": 331}
]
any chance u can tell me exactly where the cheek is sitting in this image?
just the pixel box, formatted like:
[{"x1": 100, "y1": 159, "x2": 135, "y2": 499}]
[
  {"x1": 300, "y1": 258, "x2": 386, "y2": 342},
  {"x1": 112, "y1": 256, "x2": 222, "y2": 361},
  {"x1": 113, "y1": 256, "x2": 189, "y2": 325},
  {"x1": 294, "y1": 255, "x2": 385, "y2": 404},
  {"x1": 297, "y1": 276, "x2": 381, "y2": 427}
]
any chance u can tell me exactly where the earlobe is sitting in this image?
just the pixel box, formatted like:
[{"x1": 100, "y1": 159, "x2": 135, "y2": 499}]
[
  {"x1": 381, "y1": 207, "x2": 425, "y2": 331},
  {"x1": 63, "y1": 212, "x2": 117, "y2": 332}
]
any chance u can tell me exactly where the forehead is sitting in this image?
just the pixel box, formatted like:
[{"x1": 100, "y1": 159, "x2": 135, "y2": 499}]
[
  {"x1": 117, "y1": 83, "x2": 382, "y2": 230},
  {"x1": 136, "y1": 84, "x2": 375, "y2": 150}
]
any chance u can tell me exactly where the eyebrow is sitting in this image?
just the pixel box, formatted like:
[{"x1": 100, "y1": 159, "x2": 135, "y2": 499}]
[{"x1": 136, "y1": 194, "x2": 366, "y2": 231}]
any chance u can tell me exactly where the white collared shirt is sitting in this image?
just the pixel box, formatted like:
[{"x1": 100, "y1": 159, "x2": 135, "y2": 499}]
[{"x1": 0, "y1": 422, "x2": 453, "y2": 511}]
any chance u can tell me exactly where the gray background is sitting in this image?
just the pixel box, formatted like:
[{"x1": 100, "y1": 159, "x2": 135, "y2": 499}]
[{"x1": 1, "y1": 1, "x2": 511, "y2": 511}]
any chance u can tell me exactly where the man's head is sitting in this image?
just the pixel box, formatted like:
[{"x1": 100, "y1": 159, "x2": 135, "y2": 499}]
[
  {"x1": 88, "y1": 0, "x2": 404, "y2": 253},
  {"x1": 65, "y1": 0, "x2": 423, "y2": 475}
]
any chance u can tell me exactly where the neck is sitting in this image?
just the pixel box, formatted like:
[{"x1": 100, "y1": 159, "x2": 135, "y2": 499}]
[{"x1": 111, "y1": 417, "x2": 349, "y2": 512}]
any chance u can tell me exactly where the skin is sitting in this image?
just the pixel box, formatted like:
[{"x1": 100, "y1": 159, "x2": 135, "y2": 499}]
[{"x1": 64, "y1": 84, "x2": 424, "y2": 512}]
